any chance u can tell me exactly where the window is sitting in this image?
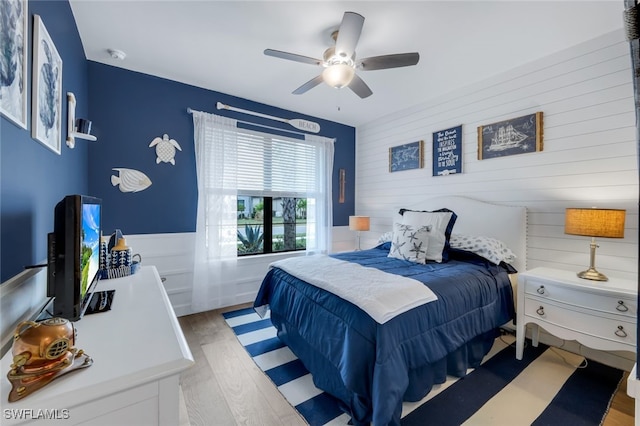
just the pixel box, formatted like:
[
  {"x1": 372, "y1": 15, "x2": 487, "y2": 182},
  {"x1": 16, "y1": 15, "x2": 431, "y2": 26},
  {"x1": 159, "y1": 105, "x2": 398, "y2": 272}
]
[
  {"x1": 237, "y1": 196, "x2": 308, "y2": 255},
  {"x1": 192, "y1": 111, "x2": 333, "y2": 312},
  {"x1": 233, "y1": 128, "x2": 323, "y2": 257}
]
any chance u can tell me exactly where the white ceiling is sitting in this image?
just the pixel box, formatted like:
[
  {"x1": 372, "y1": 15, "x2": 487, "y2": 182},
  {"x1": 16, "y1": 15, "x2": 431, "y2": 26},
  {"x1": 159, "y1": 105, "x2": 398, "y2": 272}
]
[{"x1": 69, "y1": 1, "x2": 625, "y2": 127}]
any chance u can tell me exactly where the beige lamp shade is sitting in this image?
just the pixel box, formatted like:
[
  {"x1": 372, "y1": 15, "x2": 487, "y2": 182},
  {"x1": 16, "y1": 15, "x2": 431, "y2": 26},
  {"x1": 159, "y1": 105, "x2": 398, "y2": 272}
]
[
  {"x1": 349, "y1": 216, "x2": 370, "y2": 232},
  {"x1": 564, "y1": 208, "x2": 626, "y2": 238}
]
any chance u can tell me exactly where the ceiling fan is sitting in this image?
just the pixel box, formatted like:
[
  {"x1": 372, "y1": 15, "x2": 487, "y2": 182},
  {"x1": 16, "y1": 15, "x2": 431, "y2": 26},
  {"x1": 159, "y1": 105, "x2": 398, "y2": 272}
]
[{"x1": 264, "y1": 11, "x2": 420, "y2": 99}]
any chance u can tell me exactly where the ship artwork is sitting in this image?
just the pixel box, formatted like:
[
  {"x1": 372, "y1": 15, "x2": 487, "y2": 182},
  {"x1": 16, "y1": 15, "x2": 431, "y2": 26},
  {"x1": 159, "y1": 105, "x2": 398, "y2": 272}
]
[
  {"x1": 487, "y1": 125, "x2": 527, "y2": 151},
  {"x1": 477, "y1": 112, "x2": 543, "y2": 160}
]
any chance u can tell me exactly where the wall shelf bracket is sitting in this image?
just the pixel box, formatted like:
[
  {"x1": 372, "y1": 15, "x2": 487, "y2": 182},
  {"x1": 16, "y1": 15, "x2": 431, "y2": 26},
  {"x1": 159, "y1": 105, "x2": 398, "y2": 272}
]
[{"x1": 66, "y1": 92, "x2": 96, "y2": 148}]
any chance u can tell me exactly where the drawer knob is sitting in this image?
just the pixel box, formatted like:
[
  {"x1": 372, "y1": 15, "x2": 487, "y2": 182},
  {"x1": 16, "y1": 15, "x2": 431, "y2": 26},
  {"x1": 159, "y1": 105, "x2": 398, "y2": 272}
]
[
  {"x1": 536, "y1": 286, "x2": 545, "y2": 295},
  {"x1": 536, "y1": 306, "x2": 545, "y2": 316},
  {"x1": 616, "y1": 301, "x2": 629, "y2": 312},
  {"x1": 614, "y1": 326, "x2": 628, "y2": 338}
]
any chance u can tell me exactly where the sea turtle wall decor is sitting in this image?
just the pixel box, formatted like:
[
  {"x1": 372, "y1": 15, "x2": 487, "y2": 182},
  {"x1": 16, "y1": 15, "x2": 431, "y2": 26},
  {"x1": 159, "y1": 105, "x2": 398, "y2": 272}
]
[{"x1": 149, "y1": 134, "x2": 182, "y2": 165}]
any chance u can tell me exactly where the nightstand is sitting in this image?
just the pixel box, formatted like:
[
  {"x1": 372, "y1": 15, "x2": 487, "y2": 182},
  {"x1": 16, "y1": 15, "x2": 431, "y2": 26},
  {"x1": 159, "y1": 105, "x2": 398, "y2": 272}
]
[{"x1": 516, "y1": 267, "x2": 637, "y2": 360}]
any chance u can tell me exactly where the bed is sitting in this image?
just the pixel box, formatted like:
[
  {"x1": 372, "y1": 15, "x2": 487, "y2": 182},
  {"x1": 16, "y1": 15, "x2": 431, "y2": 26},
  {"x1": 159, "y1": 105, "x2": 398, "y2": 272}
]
[{"x1": 253, "y1": 196, "x2": 526, "y2": 425}]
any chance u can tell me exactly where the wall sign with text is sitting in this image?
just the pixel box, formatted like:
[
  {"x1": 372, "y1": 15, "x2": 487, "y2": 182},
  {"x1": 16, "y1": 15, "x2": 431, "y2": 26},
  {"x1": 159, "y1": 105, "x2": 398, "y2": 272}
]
[{"x1": 433, "y1": 125, "x2": 462, "y2": 176}]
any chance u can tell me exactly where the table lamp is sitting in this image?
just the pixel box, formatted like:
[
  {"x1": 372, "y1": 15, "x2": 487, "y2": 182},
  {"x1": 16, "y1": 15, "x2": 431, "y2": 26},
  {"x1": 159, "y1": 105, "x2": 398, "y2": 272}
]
[
  {"x1": 349, "y1": 216, "x2": 370, "y2": 250},
  {"x1": 564, "y1": 208, "x2": 625, "y2": 281}
]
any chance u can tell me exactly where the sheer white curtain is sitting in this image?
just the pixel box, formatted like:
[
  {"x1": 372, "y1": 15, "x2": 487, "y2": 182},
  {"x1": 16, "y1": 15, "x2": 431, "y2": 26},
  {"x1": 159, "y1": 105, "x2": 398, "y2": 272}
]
[
  {"x1": 304, "y1": 134, "x2": 334, "y2": 254},
  {"x1": 192, "y1": 111, "x2": 239, "y2": 313},
  {"x1": 191, "y1": 111, "x2": 335, "y2": 313}
]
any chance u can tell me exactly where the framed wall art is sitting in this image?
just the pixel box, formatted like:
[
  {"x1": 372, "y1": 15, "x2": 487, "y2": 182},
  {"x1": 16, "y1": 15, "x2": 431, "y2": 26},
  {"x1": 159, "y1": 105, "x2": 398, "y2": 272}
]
[
  {"x1": 433, "y1": 125, "x2": 462, "y2": 176},
  {"x1": 477, "y1": 111, "x2": 543, "y2": 160},
  {"x1": 389, "y1": 140, "x2": 423, "y2": 172},
  {"x1": 31, "y1": 14, "x2": 63, "y2": 155},
  {"x1": 0, "y1": 0, "x2": 28, "y2": 129}
]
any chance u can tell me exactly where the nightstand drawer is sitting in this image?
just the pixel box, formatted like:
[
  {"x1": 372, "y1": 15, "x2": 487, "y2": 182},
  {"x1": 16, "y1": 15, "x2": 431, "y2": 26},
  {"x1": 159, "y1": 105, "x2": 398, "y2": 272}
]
[
  {"x1": 524, "y1": 299, "x2": 637, "y2": 346},
  {"x1": 524, "y1": 279, "x2": 636, "y2": 319}
]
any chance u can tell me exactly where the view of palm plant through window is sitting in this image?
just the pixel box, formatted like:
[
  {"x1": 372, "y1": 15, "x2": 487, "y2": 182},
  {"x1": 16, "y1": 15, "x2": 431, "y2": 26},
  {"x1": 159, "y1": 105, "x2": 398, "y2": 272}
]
[{"x1": 237, "y1": 195, "x2": 309, "y2": 255}]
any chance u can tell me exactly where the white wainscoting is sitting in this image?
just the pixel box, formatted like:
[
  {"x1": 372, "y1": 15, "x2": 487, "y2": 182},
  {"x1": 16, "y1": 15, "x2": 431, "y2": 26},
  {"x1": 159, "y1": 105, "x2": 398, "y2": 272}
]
[
  {"x1": 127, "y1": 226, "x2": 354, "y2": 317},
  {"x1": 354, "y1": 29, "x2": 638, "y2": 281},
  {"x1": 125, "y1": 233, "x2": 195, "y2": 317}
]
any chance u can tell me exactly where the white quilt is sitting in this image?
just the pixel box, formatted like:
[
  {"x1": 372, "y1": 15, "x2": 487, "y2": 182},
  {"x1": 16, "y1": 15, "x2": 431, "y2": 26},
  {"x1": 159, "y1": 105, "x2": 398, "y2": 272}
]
[{"x1": 269, "y1": 255, "x2": 438, "y2": 324}]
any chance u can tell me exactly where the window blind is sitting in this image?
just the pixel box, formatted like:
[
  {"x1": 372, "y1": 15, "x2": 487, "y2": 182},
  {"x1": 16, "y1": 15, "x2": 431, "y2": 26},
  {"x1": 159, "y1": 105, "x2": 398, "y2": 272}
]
[{"x1": 232, "y1": 128, "x2": 320, "y2": 197}]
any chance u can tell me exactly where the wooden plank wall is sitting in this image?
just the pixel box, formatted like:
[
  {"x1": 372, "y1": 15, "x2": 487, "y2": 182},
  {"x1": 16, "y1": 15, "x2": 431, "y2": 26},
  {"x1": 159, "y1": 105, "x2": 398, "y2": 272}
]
[{"x1": 355, "y1": 29, "x2": 638, "y2": 280}]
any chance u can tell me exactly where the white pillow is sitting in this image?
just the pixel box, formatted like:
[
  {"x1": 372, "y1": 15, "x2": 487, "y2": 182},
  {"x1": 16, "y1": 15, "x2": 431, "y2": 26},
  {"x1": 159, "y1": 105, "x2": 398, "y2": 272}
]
[
  {"x1": 378, "y1": 231, "x2": 394, "y2": 244},
  {"x1": 401, "y1": 211, "x2": 454, "y2": 263},
  {"x1": 450, "y1": 234, "x2": 516, "y2": 265},
  {"x1": 388, "y1": 222, "x2": 430, "y2": 264}
]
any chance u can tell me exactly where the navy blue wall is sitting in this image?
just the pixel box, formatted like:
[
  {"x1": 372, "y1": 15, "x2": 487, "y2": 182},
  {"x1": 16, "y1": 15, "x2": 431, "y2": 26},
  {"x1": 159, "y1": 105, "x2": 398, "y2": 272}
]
[
  {"x1": 87, "y1": 62, "x2": 355, "y2": 236},
  {"x1": 0, "y1": 1, "x2": 354, "y2": 283},
  {"x1": 1, "y1": 0, "x2": 90, "y2": 282}
]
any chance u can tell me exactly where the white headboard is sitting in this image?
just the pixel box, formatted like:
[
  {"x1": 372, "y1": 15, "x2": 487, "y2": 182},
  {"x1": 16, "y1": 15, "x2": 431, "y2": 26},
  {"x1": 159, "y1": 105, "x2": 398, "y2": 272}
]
[{"x1": 395, "y1": 196, "x2": 527, "y2": 272}]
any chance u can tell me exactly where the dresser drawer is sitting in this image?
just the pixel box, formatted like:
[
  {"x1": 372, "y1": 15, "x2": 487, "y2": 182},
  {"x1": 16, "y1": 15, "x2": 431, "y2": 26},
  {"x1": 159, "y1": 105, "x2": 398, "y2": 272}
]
[
  {"x1": 524, "y1": 297, "x2": 637, "y2": 347},
  {"x1": 524, "y1": 279, "x2": 636, "y2": 319}
]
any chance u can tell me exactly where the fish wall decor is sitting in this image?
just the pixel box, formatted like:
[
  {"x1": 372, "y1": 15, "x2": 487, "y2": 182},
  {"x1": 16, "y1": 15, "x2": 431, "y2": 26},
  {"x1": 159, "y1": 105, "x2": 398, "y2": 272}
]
[
  {"x1": 111, "y1": 168, "x2": 152, "y2": 193},
  {"x1": 149, "y1": 134, "x2": 181, "y2": 165}
]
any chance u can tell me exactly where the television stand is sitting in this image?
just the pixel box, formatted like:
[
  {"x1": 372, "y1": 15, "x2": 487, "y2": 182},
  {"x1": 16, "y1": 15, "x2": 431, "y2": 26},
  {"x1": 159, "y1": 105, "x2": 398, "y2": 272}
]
[{"x1": 1, "y1": 266, "x2": 194, "y2": 425}]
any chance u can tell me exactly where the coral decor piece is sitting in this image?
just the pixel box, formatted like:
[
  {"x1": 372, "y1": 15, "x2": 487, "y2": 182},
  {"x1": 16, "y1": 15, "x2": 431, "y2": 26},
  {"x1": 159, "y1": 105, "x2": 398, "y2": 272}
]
[
  {"x1": 31, "y1": 15, "x2": 62, "y2": 154},
  {"x1": 0, "y1": 0, "x2": 28, "y2": 129}
]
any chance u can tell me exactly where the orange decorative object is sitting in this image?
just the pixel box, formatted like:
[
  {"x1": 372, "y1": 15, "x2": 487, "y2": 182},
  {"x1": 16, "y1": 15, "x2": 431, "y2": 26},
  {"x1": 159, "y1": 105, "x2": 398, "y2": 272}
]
[{"x1": 6, "y1": 317, "x2": 92, "y2": 402}]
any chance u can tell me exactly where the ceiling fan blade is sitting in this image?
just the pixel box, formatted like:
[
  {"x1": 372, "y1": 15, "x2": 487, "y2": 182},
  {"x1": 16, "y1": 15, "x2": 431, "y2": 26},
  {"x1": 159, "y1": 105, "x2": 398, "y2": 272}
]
[
  {"x1": 335, "y1": 12, "x2": 364, "y2": 60},
  {"x1": 293, "y1": 75, "x2": 324, "y2": 95},
  {"x1": 348, "y1": 74, "x2": 373, "y2": 99},
  {"x1": 264, "y1": 49, "x2": 322, "y2": 66},
  {"x1": 358, "y1": 53, "x2": 420, "y2": 71}
]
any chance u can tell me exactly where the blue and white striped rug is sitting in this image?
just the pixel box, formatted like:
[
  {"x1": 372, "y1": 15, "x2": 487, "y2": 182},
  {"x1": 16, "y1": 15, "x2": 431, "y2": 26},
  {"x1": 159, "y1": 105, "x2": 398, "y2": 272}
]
[{"x1": 223, "y1": 307, "x2": 624, "y2": 425}]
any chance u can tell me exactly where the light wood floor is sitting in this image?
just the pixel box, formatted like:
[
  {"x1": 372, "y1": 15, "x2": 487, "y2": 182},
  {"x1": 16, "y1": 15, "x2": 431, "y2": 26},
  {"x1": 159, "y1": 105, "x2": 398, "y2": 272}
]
[{"x1": 178, "y1": 304, "x2": 635, "y2": 426}]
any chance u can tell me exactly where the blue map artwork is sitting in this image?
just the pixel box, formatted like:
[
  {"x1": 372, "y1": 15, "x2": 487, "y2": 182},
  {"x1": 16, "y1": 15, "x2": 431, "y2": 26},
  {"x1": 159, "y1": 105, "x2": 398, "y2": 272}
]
[{"x1": 389, "y1": 141, "x2": 423, "y2": 172}]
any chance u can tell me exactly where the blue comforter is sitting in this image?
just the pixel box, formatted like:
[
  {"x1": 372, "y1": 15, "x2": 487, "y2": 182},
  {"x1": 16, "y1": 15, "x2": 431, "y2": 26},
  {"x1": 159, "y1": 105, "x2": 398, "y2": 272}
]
[{"x1": 254, "y1": 243, "x2": 515, "y2": 425}]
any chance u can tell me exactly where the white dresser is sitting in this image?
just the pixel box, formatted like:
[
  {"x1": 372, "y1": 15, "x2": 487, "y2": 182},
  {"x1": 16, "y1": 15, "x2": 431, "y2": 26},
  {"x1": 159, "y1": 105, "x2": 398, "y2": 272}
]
[
  {"x1": 516, "y1": 267, "x2": 637, "y2": 360},
  {"x1": 1, "y1": 266, "x2": 194, "y2": 425}
]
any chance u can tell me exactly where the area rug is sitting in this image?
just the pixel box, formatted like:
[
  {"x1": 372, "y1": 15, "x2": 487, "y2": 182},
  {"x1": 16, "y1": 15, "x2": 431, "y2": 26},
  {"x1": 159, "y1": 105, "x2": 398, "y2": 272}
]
[{"x1": 223, "y1": 307, "x2": 624, "y2": 426}]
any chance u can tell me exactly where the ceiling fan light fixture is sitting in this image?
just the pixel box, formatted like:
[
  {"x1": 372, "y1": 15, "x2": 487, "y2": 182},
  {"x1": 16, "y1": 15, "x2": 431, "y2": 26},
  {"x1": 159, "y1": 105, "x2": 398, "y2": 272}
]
[{"x1": 322, "y1": 63, "x2": 355, "y2": 89}]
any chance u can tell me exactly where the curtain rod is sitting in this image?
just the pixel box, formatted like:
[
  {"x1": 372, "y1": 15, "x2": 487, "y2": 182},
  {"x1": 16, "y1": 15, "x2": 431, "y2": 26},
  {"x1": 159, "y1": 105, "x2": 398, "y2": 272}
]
[
  {"x1": 187, "y1": 102, "x2": 321, "y2": 134},
  {"x1": 187, "y1": 107, "x2": 321, "y2": 139}
]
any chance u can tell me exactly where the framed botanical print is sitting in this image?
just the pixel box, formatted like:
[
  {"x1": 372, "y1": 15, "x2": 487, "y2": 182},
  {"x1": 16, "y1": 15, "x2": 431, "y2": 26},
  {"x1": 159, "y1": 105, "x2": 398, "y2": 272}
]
[
  {"x1": 0, "y1": 0, "x2": 28, "y2": 129},
  {"x1": 32, "y1": 14, "x2": 63, "y2": 155}
]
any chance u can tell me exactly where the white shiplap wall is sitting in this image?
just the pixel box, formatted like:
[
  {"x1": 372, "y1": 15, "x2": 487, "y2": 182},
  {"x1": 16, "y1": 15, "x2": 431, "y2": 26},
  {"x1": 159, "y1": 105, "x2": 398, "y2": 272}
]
[{"x1": 355, "y1": 29, "x2": 638, "y2": 281}]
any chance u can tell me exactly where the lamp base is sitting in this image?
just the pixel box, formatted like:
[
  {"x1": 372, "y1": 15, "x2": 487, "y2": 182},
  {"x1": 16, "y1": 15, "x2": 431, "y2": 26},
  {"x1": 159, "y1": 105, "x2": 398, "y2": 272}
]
[{"x1": 577, "y1": 267, "x2": 608, "y2": 282}]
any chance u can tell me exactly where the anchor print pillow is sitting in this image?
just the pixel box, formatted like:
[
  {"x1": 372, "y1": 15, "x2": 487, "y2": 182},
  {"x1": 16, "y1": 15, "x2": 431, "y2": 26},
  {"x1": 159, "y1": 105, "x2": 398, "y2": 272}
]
[{"x1": 388, "y1": 222, "x2": 431, "y2": 264}]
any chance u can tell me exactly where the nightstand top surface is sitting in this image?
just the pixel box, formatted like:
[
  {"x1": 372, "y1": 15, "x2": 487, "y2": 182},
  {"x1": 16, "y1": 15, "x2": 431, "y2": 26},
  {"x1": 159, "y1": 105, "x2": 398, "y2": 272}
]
[{"x1": 521, "y1": 267, "x2": 637, "y2": 296}]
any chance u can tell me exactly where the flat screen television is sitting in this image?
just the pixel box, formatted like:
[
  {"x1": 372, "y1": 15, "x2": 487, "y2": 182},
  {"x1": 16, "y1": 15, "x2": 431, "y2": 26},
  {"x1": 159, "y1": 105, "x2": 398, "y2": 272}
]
[{"x1": 47, "y1": 195, "x2": 102, "y2": 321}]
